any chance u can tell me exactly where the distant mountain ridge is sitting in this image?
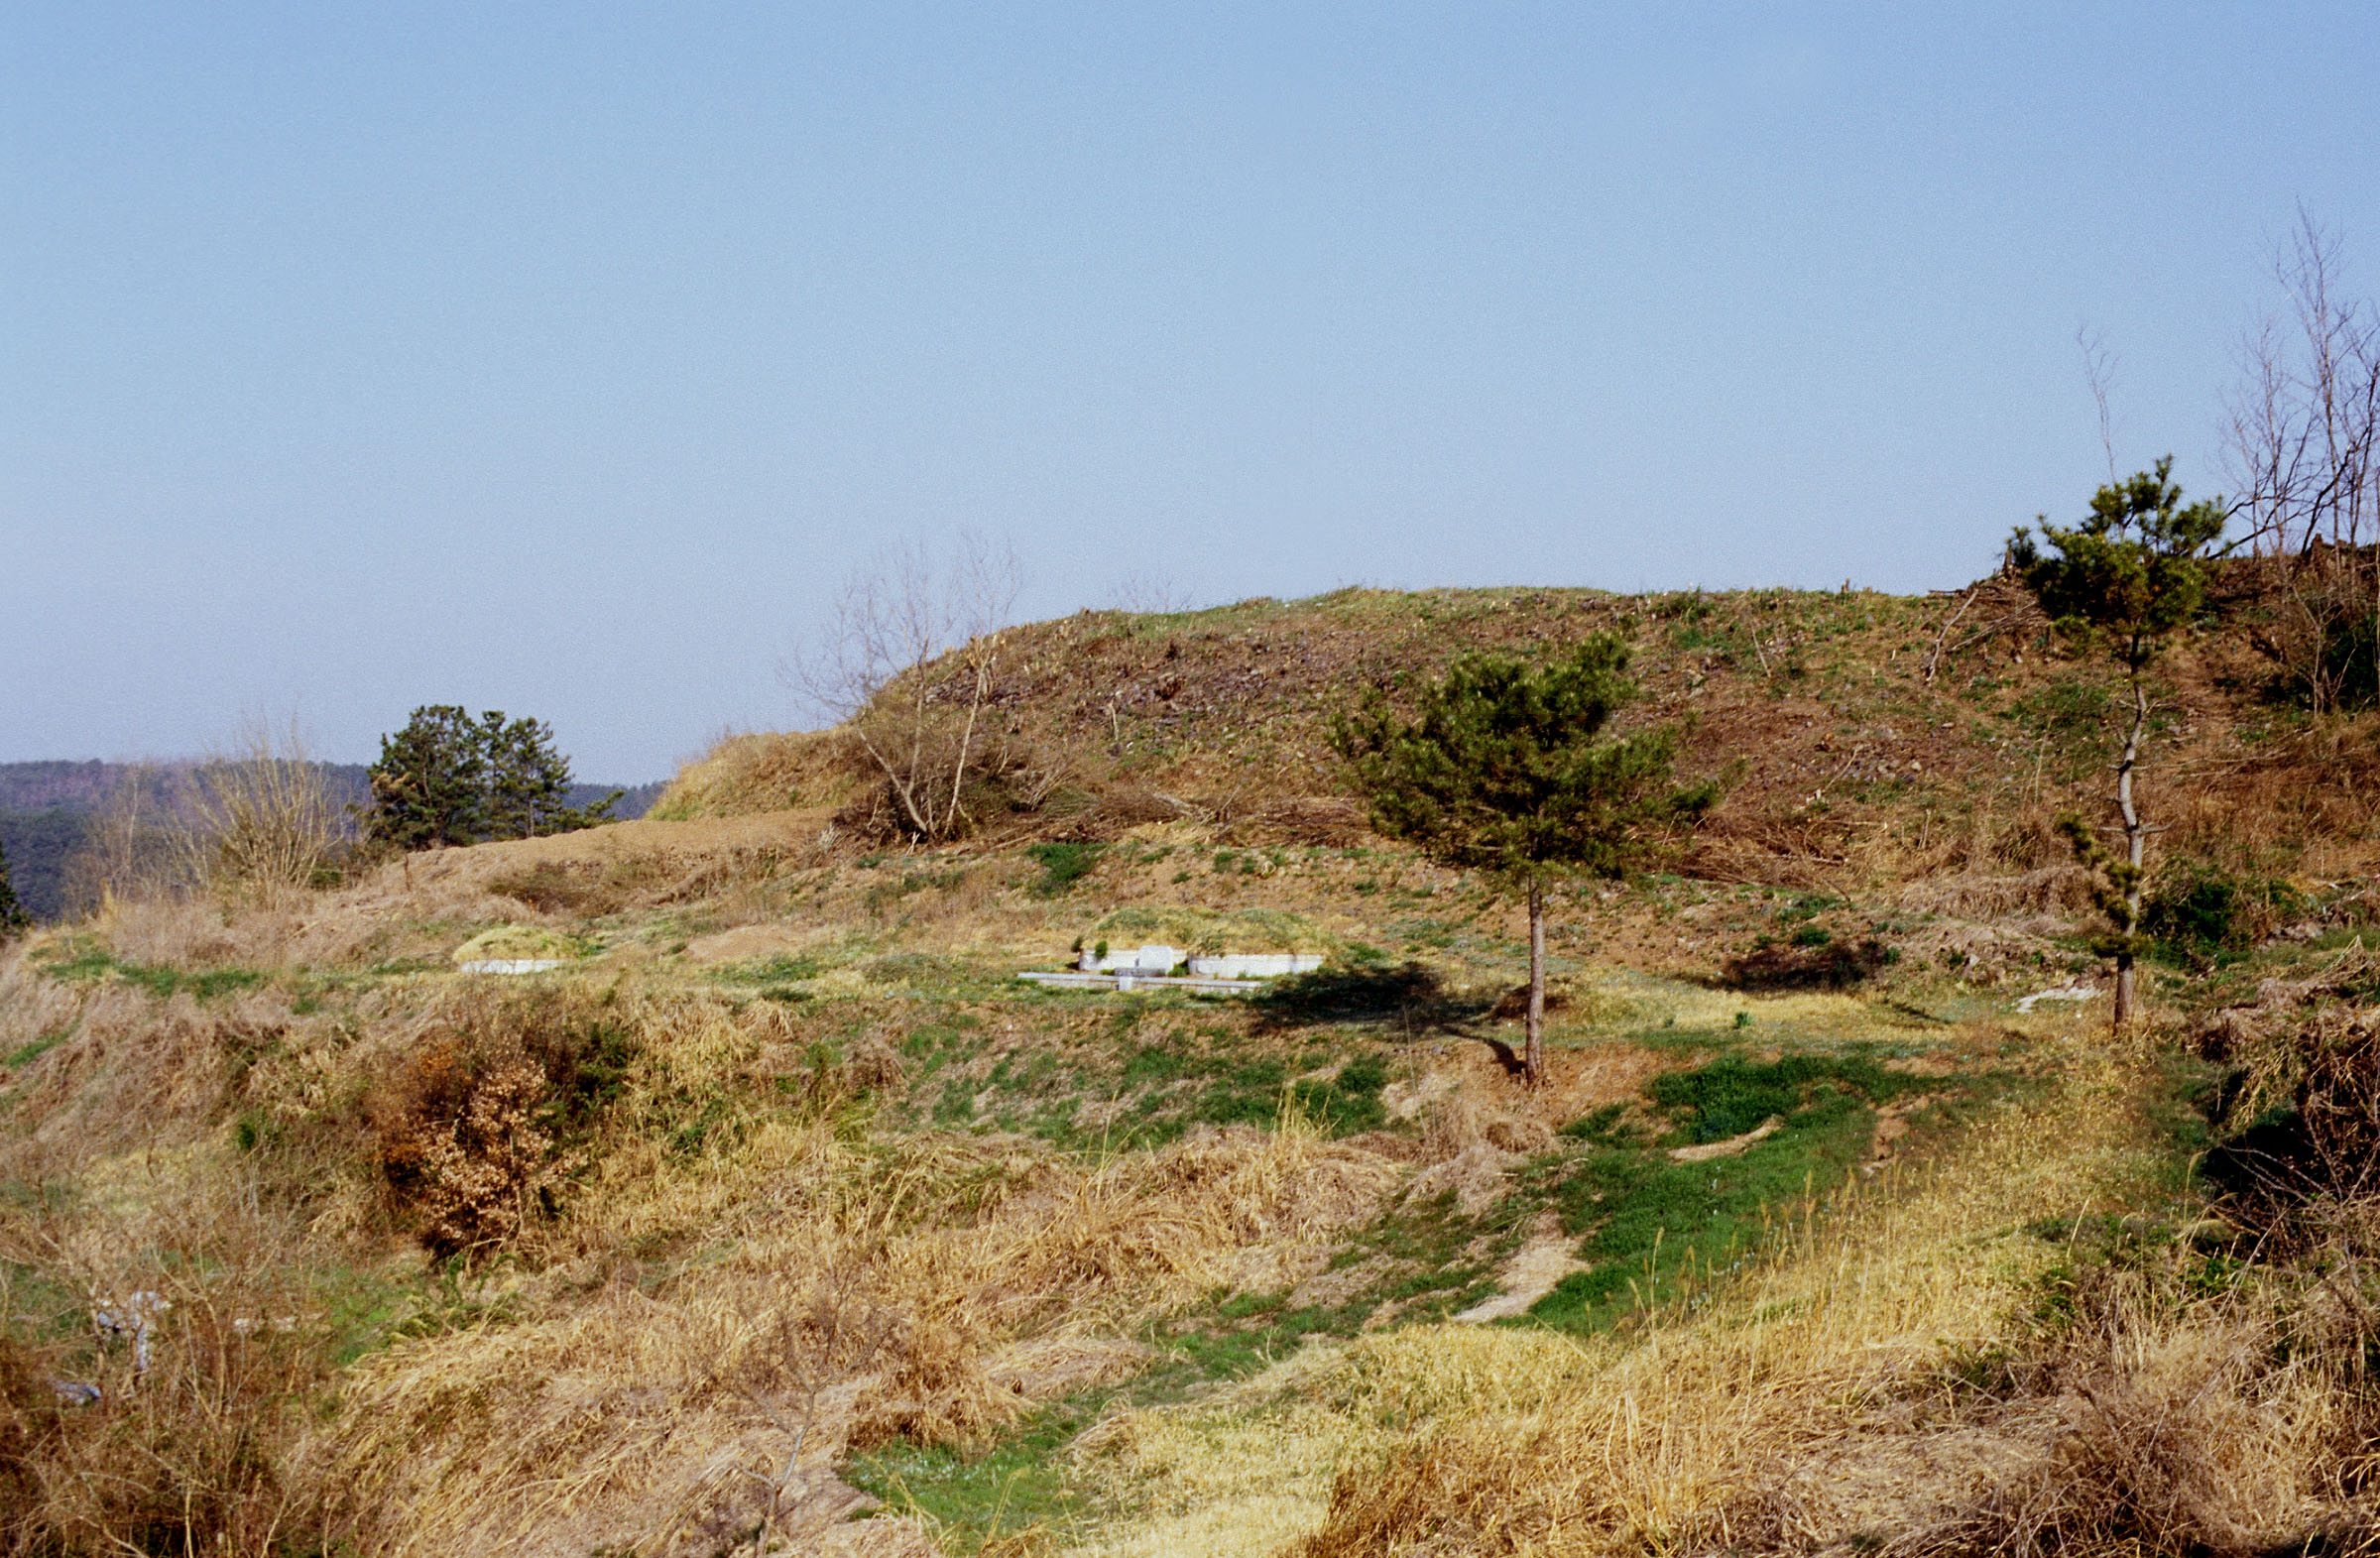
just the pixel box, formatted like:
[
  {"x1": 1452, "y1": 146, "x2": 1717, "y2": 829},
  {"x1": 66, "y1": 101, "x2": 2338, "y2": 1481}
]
[{"x1": 0, "y1": 761, "x2": 663, "y2": 922}]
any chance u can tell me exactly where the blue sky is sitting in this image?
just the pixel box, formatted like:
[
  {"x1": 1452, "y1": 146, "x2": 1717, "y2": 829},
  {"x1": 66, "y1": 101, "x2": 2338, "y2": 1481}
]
[{"x1": 4, "y1": 3, "x2": 2375, "y2": 779}]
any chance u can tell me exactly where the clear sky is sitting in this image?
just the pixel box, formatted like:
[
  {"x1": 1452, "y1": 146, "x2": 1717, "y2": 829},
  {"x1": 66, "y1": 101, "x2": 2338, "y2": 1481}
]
[{"x1": 5, "y1": 3, "x2": 2375, "y2": 779}]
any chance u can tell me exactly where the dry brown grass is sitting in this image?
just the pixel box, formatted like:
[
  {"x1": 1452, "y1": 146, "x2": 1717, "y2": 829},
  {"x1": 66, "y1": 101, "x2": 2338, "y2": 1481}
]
[
  {"x1": 0, "y1": 983, "x2": 295, "y2": 1173},
  {"x1": 0, "y1": 938, "x2": 1409, "y2": 1554},
  {"x1": 314, "y1": 1109, "x2": 1399, "y2": 1556},
  {"x1": 0, "y1": 1177, "x2": 335, "y2": 1557},
  {"x1": 651, "y1": 730, "x2": 853, "y2": 820},
  {"x1": 1889, "y1": 1278, "x2": 2372, "y2": 1557},
  {"x1": 19, "y1": 578, "x2": 2380, "y2": 1554},
  {"x1": 42, "y1": 873, "x2": 520, "y2": 975}
]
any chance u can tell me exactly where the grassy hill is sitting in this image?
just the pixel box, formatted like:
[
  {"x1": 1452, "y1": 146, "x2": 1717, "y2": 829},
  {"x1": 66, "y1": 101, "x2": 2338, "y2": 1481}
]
[{"x1": 3, "y1": 576, "x2": 2378, "y2": 1555}]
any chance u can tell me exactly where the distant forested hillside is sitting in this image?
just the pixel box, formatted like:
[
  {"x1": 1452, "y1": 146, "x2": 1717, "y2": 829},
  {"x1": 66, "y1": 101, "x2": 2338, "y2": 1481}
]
[{"x1": 0, "y1": 763, "x2": 663, "y2": 921}]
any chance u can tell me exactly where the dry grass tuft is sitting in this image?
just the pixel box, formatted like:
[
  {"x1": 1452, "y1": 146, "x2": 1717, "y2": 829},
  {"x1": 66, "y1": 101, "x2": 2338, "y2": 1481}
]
[
  {"x1": 1895, "y1": 1282, "x2": 2368, "y2": 1557},
  {"x1": 1898, "y1": 865, "x2": 2093, "y2": 924},
  {"x1": 1, "y1": 984, "x2": 296, "y2": 1172},
  {"x1": 312, "y1": 1110, "x2": 1399, "y2": 1555},
  {"x1": 0, "y1": 1180, "x2": 335, "y2": 1556},
  {"x1": 1263, "y1": 1054, "x2": 2369, "y2": 1558},
  {"x1": 651, "y1": 730, "x2": 850, "y2": 819}
]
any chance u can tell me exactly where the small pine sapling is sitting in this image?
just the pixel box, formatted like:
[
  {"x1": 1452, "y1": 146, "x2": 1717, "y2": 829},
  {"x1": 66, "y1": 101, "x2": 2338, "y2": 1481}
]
[{"x1": 2010, "y1": 457, "x2": 2226, "y2": 1027}]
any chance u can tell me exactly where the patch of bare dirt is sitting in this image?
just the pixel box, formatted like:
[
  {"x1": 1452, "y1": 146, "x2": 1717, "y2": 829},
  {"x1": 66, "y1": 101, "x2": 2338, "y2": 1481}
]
[
  {"x1": 1669, "y1": 1116, "x2": 1783, "y2": 1162},
  {"x1": 1452, "y1": 1215, "x2": 1591, "y2": 1324}
]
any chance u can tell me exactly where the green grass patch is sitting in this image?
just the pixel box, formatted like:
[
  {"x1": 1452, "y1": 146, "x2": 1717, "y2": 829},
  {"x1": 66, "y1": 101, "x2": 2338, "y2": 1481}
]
[
  {"x1": 4, "y1": 1030, "x2": 71, "y2": 1068},
  {"x1": 1109, "y1": 1043, "x2": 1390, "y2": 1145},
  {"x1": 892, "y1": 1011, "x2": 1399, "y2": 1149},
  {"x1": 37, "y1": 945, "x2": 269, "y2": 1003},
  {"x1": 1150, "y1": 1179, "x2": 1528, "y2": 1370},
  {"x1": 1157, "y1": 1295, "x2": 1378, "y2": 1379},
  {"x1": 859, "y1": 952, "x2": 995, "y2": 997},
  {"x1": 1528, "y1": 1050, "x2": 1928, "y2": 1332},
  {"x1": 713, "y1": 953, "x2": 823, "y2": 985},
  {"x1": 1024, "y1": 841, "x2": 1107, "y2": 897},
  {"x1": 711, "y1": 952, "x2": 821, "y2": 1003},
  {"x1": 848, "y1": 1402, "x2": 1091, "y2": 1549},
  {"x1": 1649, "y1": 1052, "x2": 1911, "y2": 1142}
]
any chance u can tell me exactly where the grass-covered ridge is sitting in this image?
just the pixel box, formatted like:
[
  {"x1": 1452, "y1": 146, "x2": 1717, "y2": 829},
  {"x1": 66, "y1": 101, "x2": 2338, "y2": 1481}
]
[{"x1": 6, "y1": 576, "x2": 2380, "y2": 1554}]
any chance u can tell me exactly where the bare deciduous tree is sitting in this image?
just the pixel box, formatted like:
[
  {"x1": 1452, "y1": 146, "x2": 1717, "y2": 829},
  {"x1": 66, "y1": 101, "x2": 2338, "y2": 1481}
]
[
  {"x1": 789, "y1": 531, "x2": 1024, "y2": 843},
  {"x1": 61, "y1": 765, "x2": 180, "y2": 913},
  {"x1": 2222, "y1": 210, "x2": 2380, "y2": 711},
  {"x1": 1106, "y1": 569, "x2": 1197, "y2": 615},
  {"x1": 2078, "y1": 322, "x2": 2121, "y2": 486},
  {"x1": 2225, "y1": 211, "x2": 2380, "y2": 558}
]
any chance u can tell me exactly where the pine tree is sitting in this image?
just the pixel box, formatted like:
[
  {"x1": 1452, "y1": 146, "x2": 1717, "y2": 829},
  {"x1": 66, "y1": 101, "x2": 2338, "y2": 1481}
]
[
  {"x1": 1332, "y1": 635, "x2": 1716, "y2": 1086},
  {"x1": 481, "y1": 713, "x2": 617, "y2": 839},
  {"x1": 2009, "y1": 457, "x2": 2226, "y2": 1028},
  {"x1": 365, "y1": 705, "x2": 489, "y2": 850},
  {"x1": 0, "y1": 833, "x2": 28, "y2": 934},
  {"x1": 364, "y1": 706, "x2": 618, "y2": 851}
]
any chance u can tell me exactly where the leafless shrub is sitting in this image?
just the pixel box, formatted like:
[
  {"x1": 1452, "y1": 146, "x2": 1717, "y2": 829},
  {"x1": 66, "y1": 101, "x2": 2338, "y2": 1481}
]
[
  {"x1": 59, "y1": 764, "x2": 184, "y2": 913},
  {"x1": 55, "y1": 719, "x2": 345, "y2": 917},
  {"x1": 842, "y1": 1031, "x2": 908, "y2": 1093},
  {"x1": 1106, "y1": 569, "x2": 1198, "y2": 615},
  {"x1": 789, "y1": 531, "x2": 1026, "y2": 842},
  {"x1": 0, "y1": 1327, "x2": 52, "y2": 1534},
  {"x1": 174, "y1": 714, "x2": 343, "y2": 898},
  {"x1": 1898, "y1": 865, "x2": 2093, "y2": 923},
  {"x1": 718, "y1": 1261, "x2": 897, "y2": 1555},
  {"x1": 1254, "y1": 795, "x2": 1369, "y2": 847}
]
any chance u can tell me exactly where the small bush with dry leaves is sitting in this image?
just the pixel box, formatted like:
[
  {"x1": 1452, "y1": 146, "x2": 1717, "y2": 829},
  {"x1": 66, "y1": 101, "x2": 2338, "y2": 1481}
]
[
  {"x1": 375, "y1": 1039, "x2": 566, "y2": 1258},
  {"x1": 368, "y1": 989, "x2": 642, "y2": 1259}
]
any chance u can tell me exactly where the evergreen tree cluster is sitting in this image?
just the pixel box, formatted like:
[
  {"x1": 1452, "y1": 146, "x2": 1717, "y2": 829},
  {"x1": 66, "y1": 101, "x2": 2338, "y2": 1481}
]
[{"x1": 365, "y1": 706, "x2": 618, "y2": 852}]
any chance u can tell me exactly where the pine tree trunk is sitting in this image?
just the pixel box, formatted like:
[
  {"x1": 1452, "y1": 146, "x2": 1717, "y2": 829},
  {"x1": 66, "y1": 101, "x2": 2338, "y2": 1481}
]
[
  {"x1": 1526, "y1": 878, "x2": 1546, "y2": 1088},
  {"x1": 2112, "y1": 674, "x2": 2149, "y2": 1030}
]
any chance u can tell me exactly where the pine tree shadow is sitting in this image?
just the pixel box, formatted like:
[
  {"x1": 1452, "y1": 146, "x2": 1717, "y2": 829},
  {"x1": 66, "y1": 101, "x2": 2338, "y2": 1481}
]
[
  {"x1": 1718, "y1": 937, "x2": 1893, "y2": 991},
  {"x1": 1251, "y1": 961, "x2": 1494, "y2": 1037},
  {"x1": 1252, "y1": 962, "x2": 1517, "y2": 1071}
]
